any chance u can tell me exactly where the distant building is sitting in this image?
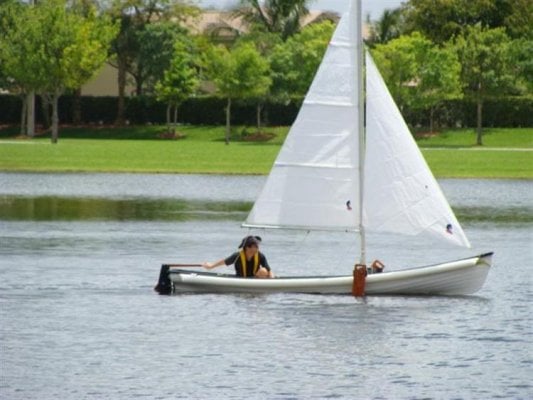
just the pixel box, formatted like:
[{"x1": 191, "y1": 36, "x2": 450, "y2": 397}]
[
  {"x1": 193, "y1": 10, "x2": 247, "y2": 45},
  {"x1": 80, "y1": 63, "x2": 135, "y2": 97},
  {"x1": 192, "y1": 10, "x2": 341, "y2": 45}
]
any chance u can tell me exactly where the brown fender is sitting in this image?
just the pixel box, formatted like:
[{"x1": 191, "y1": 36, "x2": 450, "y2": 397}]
[{"x1": 352, "y1": 264, "x2": 367, "y2": 297}]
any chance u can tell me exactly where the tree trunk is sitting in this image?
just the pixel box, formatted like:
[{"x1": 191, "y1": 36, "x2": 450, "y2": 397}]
[
  {"x1": 116, "y1": 58, "x2": 127, "y2": 126},
  {"x1": 476, "y1": 99, "x2": 483, "y2": 146},
  {"x1": 135, "y1": 75, "x2": 143, "y2": 96},
  {"x1": 173, "y1": 105, "x2": 178, "y2": 135},
  {"x1": 256, "y1": 103, "x2": 262, "y2": 131},
  {"x1": 166, "y1": 103, "x2": 171, "y2": 133},
  {"x1": 20, "y1": 95, "x2": 27, "y2": 136},
  {"x1": 41, "y1": 95, "x2": 52, "y2": 130},
  {"x1": 51, "y1": 92, "x2": 59, "y2": 144},
  {"x1": 73, "y1": 88, "x2": 82, "y2": 125},
  {"x1": 429, "y1": 106, "x2": 435, "y2": 134},
  {"x1": 225, "y1": 98, "x2": 231, "y2": 145},
  {"x1": 26, "y1": 91, "x2": 35, "y2": 138}
]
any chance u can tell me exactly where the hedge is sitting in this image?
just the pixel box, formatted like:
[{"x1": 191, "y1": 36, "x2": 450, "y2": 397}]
[
  {"x1": 0, "y1": 94, "x2": 531, "y2": 128},
  {"x1": 404, "y1": 97, "x2": 533, "y2": 129}
]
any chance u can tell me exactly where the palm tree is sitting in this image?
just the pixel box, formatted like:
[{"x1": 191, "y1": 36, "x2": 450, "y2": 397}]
[
  {"x1": 236, "y1": 0, "x2": 309, "y2": 41},
  {"x1": 368, "y1": 8, "x2": 404, "y2": 46}
]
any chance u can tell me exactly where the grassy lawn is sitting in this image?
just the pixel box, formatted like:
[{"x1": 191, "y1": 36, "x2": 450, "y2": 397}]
[
  {"x1": 0, "y1": 125, "x2": 289, "y2": 175},
  {"x1": 421, "y1": 148, "x2": 532, "y2": 178},
  {"x1": 0, "y1": 125, "x2": 531, "y2": 178},
  {"x1": 418, "y1": 128, "x2": 533, "y2": 179},
  {"x1": 416, "y1": 128, "x2": 533, "y2": 148}
]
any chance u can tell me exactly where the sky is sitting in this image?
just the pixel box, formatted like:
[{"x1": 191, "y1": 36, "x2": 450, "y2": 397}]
[{"x1": 198, "y1": 0, "x2": 404, "y2": 20}]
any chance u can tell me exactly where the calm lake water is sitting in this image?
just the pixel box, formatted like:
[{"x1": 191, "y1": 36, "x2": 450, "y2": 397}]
[{"x1": 1, "y1": 173, "x2": 532, "y2": 399}]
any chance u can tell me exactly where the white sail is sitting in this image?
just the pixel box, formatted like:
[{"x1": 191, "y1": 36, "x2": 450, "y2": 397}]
[
  {"x1": 364, "y1": 53, "x2": 471, "y2": 248},
  {"x1": 244, "y1": 1, "x2": 362, "y2": 231},
  {"x1": 244, "y1": 1, "x2": 470, "y2": 248}
]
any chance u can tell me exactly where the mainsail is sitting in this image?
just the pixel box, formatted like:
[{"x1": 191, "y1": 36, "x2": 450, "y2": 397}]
[
  {"x1": 244, "y1": 1, "x2": 470, "y2": 249},
  {"x1": 364, "y1": 53, "x2": 470, "y2": 248},
  {"x1": 244, "y1": 0, "x2": 361, "y2": 231}
]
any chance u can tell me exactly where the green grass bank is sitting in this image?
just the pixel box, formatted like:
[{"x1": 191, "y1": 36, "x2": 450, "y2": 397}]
[{"x1": 0, "y1": 126, "x2": 531, "y2": 178}]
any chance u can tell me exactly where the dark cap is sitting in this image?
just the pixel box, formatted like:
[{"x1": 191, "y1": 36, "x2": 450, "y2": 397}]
[{"x1": 238, "y1": 235, "x2": 262, "y2": 248}]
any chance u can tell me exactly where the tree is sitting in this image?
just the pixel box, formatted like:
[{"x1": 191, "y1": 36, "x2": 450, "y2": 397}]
[
  {"x1": 269, "y1": 20, "x2": 334, "y2": 100},
  {"x1": 371, "y1": 33, "x2": 421, "y2": 112},
  {"x1": 0, "y1": 0, "x2": 27, "y2": 135},
  {"x1": 134, "y1": 23, "x2": 188, "y2": 96},
  {"x1": 236, "y1": 0, "x2": 309, "y2": 41},
  {"x1": 107, "y1": 0, "x2": 199, "y2": 125},
  {"x1": 155, "y1": 40, "x2": 199, "y2": 135},
  {"x1": 453, "y1": 25, "x2": 515, "y2": 145},
  {"x1": 411, "y1": 45, "x2": 462, "y2": 133},
  {"x1": 235, "y1": 30, "x2": 282, "y2": 129},
  {"x1": 203, "y1": 42, "x2": 271, "y2": 144},
  {"x1": 509, "y1": 38, "x2": 533, "y2": 94},
  {"x1": 67, "y1": 0, "x2": 105, "y2": 125},
  {"x1": 503, "y1": 0, "x2": 533, "y2": 39},
  {"x1": 0, "y1": 0, "x2": 117, "y2": 143},
  {"x1": 373, "y1": 32, "x2": 462, "y2": 132},
  {"x1": 367, "y1": 8, "x2": 404, "y2": 46},
  {"x1": 403, "y1": 0, "x2": 527, "y2": 44}
]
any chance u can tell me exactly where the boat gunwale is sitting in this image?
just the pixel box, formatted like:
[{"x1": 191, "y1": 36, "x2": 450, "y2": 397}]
[{"x1": 166, "y1": 252, "x2": 493, "y2": 281}]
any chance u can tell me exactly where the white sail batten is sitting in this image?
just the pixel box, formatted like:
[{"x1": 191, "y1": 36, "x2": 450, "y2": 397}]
[
  {"x1": 364, "y1": 53, "x2": 471, "y2": 248},
  {"x1": 244, "y1": 1, "x2": 361, "y2": 231}
]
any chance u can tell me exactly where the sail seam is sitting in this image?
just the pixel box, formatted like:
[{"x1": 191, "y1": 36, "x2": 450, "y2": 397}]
[
  {"x1": 274, "y1": 162, "x2": 357, "y2": 169},
  {"x1": 242, "y1": 223, "x2": 358, "y2": 232},
  {"x1": 303, "y1": 100, "x2": 355, "y2": 107},
  {"x1": 329, "y1": 41, "x2": 354, "y2": 49}
]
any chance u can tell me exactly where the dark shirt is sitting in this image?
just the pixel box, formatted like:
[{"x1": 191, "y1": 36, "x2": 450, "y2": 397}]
[{"x1": 224, "y1": 251, "x2": 270, "y2": 277}]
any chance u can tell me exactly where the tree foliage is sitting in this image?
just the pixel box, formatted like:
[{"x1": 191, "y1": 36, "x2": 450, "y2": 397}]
[
  {"x1": 371, "y1": 32, "x2": 424, "y2": 110},
  {"x1": 0, "y1": 0, "x2": 117, "y2": 142},
  {"x1": 236, "y1": 0, "x2": 309, "y2": 41},
  {"x1": 203, "y1": 42, "x2": 271, "y2": 143},
  {"x1": 155, "y1": 39, "x2": 199, "y2": 134},
  {"x1": 509, "y1": 38, "x2": 533, "y2": 93},
  {"x1": 367, "y1": 8, "x2": 404, "y2": 46},
  {"x1": 453, "y1": 25, "x2": 515, "y2": 144},
  {"x1": 502, "y1": 0, "x2": 533, "y2": 39},
  {"x1": 372, "y1": 32, "x2": 462, "y2": 132},
  {"x1": 269, "y1": 20, "x2": 334, "y2": 100},
  {"x1": 403, "y1": 0, "x2": 531, "y2": 43},
  {"x1": 134, "y1": 22, "x2": 189, "y2": 95},
  {"x1": 107, "y1": 0, "x2": 199, "y2": 124}
]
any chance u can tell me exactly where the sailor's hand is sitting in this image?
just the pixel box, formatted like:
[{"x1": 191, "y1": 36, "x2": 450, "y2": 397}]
[{"x1": 203, "y1": 262, "x2": 214, "y2": 269}]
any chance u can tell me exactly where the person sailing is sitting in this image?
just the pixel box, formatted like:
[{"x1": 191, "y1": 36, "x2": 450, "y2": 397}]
[{"x1": 203, "y1": 235, "x2": 274, "y2": 278}]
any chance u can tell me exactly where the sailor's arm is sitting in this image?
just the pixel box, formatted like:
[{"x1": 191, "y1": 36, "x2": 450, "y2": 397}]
[{"x1": 202, "y1": 259, "x2": 226, "y2": 269}]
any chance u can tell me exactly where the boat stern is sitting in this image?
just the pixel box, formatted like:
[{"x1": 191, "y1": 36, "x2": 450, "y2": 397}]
[{"x1": 154, "y1": 264, "x2": 172, "y2": 295}]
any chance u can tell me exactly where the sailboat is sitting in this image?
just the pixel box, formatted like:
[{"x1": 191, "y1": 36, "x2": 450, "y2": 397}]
[{"x1": 155, "y1": 0, "x2": 492, "y2": 295}]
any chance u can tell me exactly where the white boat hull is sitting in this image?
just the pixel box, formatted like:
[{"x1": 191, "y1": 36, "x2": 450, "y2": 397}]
[{"x1": 157, "y1": 253, "x2": 492, "y2": 296}]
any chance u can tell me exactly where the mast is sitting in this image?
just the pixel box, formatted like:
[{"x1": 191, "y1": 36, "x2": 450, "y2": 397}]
[{"x1": 356, "y1": 0, "x2": 366, "y2": 265}]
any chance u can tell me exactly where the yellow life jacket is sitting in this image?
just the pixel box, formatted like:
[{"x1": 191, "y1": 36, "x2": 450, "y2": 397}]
[{"x1": 239, "y1": 249, "x2": 260, "y2": 277}]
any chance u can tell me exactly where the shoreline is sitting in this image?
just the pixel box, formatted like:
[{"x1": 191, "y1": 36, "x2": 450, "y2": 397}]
[{"x1": 0, "y1": 168, "x2": 531, "y2": 180}]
